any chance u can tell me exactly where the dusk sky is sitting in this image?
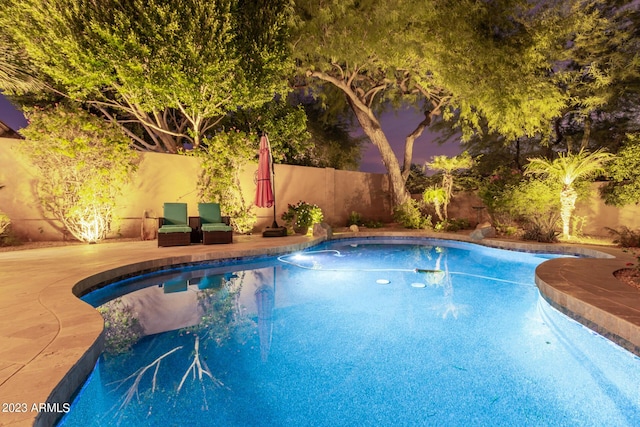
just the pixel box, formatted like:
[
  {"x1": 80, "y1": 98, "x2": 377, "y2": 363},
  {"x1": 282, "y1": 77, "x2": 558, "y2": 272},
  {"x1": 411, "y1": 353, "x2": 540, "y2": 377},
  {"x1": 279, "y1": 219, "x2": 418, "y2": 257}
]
[
  {"x1": 356, "y1": 106, "x2": 463, "y2": 174},
  {"x1": 0, "y1": 93, "x2": 27, "y2": 130},
  {"x1": 0, "y1": 93, "x2": 461, "y2": 174}
]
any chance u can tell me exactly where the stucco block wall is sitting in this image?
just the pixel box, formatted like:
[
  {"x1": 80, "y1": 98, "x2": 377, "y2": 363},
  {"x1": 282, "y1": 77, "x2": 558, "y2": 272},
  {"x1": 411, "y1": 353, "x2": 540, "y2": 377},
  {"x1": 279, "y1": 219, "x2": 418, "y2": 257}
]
[
  {"x1": 2, "y1": 137, "x2": 639, "y2": 241},
  {"x1": 0, "y1": 138, "x2": 393, "y2": 240}
]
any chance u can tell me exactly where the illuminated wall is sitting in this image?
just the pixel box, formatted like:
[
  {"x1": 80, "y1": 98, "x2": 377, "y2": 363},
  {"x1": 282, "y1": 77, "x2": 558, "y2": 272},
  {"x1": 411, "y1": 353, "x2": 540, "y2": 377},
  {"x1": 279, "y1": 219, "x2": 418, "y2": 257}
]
[
  {"x1": 0, "y1": 138, "x2": 392, "y2": 240},
  {"x1": 1, "y1": 137, "x2": 638, "y2": 241}
]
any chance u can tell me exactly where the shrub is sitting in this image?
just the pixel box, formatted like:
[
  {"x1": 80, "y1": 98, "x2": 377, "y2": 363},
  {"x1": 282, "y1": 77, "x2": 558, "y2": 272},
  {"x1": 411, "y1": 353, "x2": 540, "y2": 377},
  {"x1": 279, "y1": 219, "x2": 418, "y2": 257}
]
[
  {"x1": 20, "y1": 105, "x2": 139, "y2": 243},
  {"x1": 435, "y1": 218, "x2": 470, "y2": 232},
  {"x1": 522, "y1": 213, "x2": 560, "y2": 243},
  {"x1": 601, "y1": 134, "x2": 640, "y2": 207},
  {"x1": 346, "y1": 211, "x2": 383, "y2": 228},
  {"x1": 347, "y1": 211, "x2": 363, "y2": 227},
  {"x1": 193, "y1": 130, "x2": 257, "y2": 234},
  {"x1": 606, "y1": 226, "x2": 640, "y2": 248},
  {"x1": 0, "y1": 211, "x2": 9, "y2": 236},
  {"x1": 282, "y1": 201, "x2": 324, "y2": 230},
  {"x1": 477, "y1": 166, "x2": 524, "y2": 227},
  {"x1": 393, "y1": 199, "x2": 431, "y2": 229},
  {"x1": 0, "y1": 211, "x2": 19, "y2": 247}
]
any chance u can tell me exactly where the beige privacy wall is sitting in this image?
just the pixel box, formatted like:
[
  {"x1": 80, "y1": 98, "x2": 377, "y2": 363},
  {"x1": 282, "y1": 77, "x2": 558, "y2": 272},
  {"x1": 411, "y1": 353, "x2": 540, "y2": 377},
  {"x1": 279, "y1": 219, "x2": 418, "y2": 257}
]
[
  {"x1": 1, "y1": 137, "x2": 639, "y2": 241},
  {"x1": 0, "y1": 138, "x2": 393, "y2": 240}
]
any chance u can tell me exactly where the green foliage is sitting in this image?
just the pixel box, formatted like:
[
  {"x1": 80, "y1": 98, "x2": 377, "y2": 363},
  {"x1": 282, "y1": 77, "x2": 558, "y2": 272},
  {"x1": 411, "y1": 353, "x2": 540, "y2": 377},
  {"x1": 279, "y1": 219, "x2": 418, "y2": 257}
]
[
  {"x1": 192, "y1": 130, "x2": 256, "y2": 234},
  {"x1": 0, "y1": 31, "x2": 46, "y2": 94},
  {"x1": 0, "y1": 211, "x2": 9, "y2": 236},
  {"x1": 525, "y1": 148, "x2": 613, "y2": 239},
  {"x1": 347, "y1": 211, "x2": 363, "y2": 227},
  {"x1": 98, "y1": 298, "x2": 144, "y2": 355},
  {"x1": 606, "y1": 226, "x2": 640, "y2": 248},
  {"x1": 292, "y1": 0, "x2": 586, "y2": 207},
  {"x1": 346, "y1": 211, "x2": 383, "y2": 228},
  {"x1": 435, "y1": 218, "x2": 471, "y2": 233},
  {"x1": 393, "y1": 199, "x2": 431, "y2": 230},
  {"x1": 3, "y1": 0, "x2": 293, "y2": 152},
  {"x1": 521, "y1": 214, "x2": 561, "y2": 243},
  {"x1": 223, "y1": 98, "x2": 311, "y2": 163},
  {"x1": 549, "y1": 4, "x2": 640, "y2": 151},
  {"x1": 477, "y1": 166, "x2": 525, "y2": 223},
  {"x1": 506, "y1": 176, "x2": 562, "y2": 242},
  {"x1": 222, "y1": 94, "x2": 364, "y2": 170},
  {"x1": 20, "y1": 105, "x2": 139, "y2": 242},
  {"x1": 525, "y1": 149, "x2": 613, "y2": 187},
  {"x1": 426, "y1": 152, "x2": 474, "y2": 175},
  {"x1": 602, "y1": 134, "x2": 640, "y2": 206},
  {"x1": 405, "y1": 164, "x2": 438, "y2": 194},
  {"x1": 425, "y1": 152, "x2": 474, "y2": 220},
  {"x1": 480, "y1": 173, "x2": 562, "y2": 240},
  {"x1": 281, "y1": 201, "x2": 323, "y2": 231},
  {"x1": 422, "y1": 186, "x2": 447, "y2": 222},
  {"x1": 299, "y1": 95, "x2": 365, "y2": 170},
  {"x1": 508, "y1": 179, "x2": 562, "y2": 223}
]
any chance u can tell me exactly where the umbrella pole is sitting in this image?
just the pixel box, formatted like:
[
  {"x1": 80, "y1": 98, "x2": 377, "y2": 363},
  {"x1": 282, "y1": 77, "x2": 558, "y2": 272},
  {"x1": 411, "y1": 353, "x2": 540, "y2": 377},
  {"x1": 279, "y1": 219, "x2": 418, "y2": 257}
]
[{"x1": 268, "y1": 135, "x2": 279, "y2": 229}]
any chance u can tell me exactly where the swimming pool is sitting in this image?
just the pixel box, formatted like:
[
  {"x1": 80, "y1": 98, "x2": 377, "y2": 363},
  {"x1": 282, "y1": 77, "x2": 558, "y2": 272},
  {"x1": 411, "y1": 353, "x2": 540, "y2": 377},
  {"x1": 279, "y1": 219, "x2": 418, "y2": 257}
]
[{"x1": 59, "y1": 238, "x2": 640, "y2": 426}]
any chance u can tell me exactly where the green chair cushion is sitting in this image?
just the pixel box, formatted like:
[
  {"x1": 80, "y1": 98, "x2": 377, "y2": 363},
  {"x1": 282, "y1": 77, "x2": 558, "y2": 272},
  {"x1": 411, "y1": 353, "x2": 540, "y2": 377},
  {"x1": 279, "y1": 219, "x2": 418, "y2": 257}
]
[
  {"x1": 198, "y1": 203, "x2": 223, "y2": 224},
  {"x1": 158, "y1": 225, "x2": 192, "y2": 233},
  {"x1": 201, "y1": 223, "x2": 233, "y2": 232},
  {"x1": 163, "y1": 202, "x2": 189, "y2": 226}
]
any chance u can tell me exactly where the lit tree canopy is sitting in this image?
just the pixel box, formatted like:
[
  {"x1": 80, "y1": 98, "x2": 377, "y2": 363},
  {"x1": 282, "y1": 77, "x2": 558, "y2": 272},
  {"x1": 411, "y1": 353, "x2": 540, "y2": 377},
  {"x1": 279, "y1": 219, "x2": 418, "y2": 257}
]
[
  {"x1": 292, "y1": 0, "x2": 587, "y2": 205},
  {"x1": 550, "y1": 1, "x2": 640, "y2": 150},
  {"x1": 1, "y1": 0, "x2": 293, "y2": 152}
]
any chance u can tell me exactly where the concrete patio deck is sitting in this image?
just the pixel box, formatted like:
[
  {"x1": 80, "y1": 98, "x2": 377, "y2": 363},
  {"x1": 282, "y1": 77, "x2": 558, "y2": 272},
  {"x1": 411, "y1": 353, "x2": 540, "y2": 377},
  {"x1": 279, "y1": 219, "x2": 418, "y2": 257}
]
[{"x1": 1, "y1": 231, "x2": 639, "y2": 426}]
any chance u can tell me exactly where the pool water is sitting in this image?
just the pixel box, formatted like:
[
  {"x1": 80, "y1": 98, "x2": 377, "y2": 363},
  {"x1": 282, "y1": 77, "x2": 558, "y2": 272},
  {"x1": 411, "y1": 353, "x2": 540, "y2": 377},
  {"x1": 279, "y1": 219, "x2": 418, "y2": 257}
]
[{"x1": 60, "y1": 238, "x2": 640, "y2": 426}]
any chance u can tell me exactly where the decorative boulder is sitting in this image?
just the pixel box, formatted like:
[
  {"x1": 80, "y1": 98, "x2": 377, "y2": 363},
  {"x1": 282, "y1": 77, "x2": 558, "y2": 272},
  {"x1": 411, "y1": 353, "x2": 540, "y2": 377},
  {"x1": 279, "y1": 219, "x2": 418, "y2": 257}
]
[
  {"x1": 349, "y1": 224, "x2": 359, "y2": 233},
  {"x1": 470, "y1": 223, "x2": 496, "y2": 240},
  {"x1": 313, "y1": 222, "x2": 333, "y2": 239}
]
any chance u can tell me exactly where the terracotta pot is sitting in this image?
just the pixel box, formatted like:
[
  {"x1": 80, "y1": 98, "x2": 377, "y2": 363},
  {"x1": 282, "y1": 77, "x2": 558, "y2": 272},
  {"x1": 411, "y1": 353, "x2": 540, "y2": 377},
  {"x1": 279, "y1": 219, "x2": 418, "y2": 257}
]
[{"x1": 293, "y1": 226, "x2": 309, "y2": 235}]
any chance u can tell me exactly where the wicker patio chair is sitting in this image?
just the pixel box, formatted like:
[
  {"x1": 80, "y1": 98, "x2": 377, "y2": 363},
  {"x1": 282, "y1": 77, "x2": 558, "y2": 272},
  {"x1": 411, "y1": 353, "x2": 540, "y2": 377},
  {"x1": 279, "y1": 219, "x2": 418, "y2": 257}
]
[
  {"x1": 198, "y1": 202, "x2": 233, "y2": 244},
  {"x1": 157, "y1": 202, "x2": 192, "y2": 247}
]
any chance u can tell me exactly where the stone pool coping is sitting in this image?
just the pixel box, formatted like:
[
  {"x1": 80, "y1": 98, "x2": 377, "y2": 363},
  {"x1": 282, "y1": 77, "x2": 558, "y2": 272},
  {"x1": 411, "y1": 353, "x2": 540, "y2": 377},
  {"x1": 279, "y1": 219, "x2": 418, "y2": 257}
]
[{"x1": 0, "y1": 231, "x2": 638, "y2": 426}]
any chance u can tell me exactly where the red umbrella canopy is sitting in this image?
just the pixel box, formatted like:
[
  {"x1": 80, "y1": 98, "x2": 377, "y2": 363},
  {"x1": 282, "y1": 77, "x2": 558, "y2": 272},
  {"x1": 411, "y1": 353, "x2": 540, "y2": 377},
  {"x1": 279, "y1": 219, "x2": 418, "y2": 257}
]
[{"x1": 255, "y1": 135, "x2": 274, "y2": 208}]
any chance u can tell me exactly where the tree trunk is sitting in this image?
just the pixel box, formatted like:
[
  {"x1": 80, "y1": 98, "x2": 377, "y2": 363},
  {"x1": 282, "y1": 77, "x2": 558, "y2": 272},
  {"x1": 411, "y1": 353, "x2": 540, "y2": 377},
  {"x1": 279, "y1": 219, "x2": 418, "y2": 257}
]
[
  {"x1": 560, "y1": 185, "x2": 578, "y2": 240},
  {"x1": 442, "y1": 174, "x2": 453, "y2": 220},
  {"x1": 348, "y1": 102, "x2": 410, "y2": 206}
]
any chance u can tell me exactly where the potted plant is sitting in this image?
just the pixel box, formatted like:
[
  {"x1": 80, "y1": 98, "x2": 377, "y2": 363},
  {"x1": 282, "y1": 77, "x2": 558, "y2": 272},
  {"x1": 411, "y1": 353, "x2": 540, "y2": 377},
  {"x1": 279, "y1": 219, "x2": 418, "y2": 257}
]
[{"x1": 281, "y1": 201, "x2": 324, "y2": 234}]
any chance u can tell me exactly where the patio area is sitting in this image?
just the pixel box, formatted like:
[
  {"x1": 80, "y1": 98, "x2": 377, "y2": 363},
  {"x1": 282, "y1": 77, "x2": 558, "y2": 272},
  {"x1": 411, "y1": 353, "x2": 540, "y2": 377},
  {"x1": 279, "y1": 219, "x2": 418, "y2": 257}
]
[{"x1": 1, "y1": 231, "x2": 639, "y2": 426}]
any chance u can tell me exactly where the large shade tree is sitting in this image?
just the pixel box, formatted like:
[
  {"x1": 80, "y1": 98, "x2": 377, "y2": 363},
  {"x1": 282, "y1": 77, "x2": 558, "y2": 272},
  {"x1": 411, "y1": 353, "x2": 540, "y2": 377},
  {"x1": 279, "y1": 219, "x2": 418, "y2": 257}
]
[
  {"x1": 1, "y1": 0, "x2": 293, "y2": 152},
  {"x1": 464, "y1": 1, "x2": 640, "y2": 175},
  {"x1": 292, "y1": 0, "x2": 590, "y2": 206},
  {"x1": 549, "y1": 1, "x2": 640, "y2": 151}
]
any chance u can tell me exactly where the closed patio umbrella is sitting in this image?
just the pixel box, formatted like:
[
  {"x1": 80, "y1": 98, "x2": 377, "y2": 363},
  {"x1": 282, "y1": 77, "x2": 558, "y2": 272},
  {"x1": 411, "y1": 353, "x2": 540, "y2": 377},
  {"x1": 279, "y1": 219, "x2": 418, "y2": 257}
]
[
  {"x1": 255, "y1": 133, "x2": 287, "y2": 237},
  {"x1": 255, "y1": 134, "x2": 274, "y2": 209}
]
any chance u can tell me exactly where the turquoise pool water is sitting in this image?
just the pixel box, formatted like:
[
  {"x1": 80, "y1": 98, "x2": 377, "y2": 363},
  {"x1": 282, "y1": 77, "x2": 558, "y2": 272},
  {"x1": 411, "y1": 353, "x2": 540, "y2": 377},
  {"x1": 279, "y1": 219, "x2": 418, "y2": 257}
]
[{"x1": 60, "y1": 238, "x2": 640, "y2": 426}]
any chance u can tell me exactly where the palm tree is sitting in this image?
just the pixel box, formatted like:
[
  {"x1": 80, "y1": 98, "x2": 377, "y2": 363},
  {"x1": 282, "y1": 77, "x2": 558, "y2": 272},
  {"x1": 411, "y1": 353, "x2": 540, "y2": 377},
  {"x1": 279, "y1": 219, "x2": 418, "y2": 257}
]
[
  {"x1": 525, "y1": 149, "x2": 613, "y2": 240},
  {"x1": 426, "y1": 151, "x2": 474, "y2": 220},
  {"x1": 423, "y1": 186, "x2": 447, "y2": 222}
]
